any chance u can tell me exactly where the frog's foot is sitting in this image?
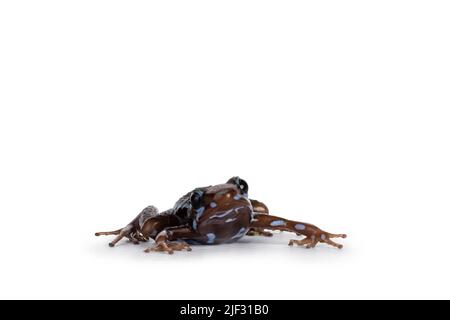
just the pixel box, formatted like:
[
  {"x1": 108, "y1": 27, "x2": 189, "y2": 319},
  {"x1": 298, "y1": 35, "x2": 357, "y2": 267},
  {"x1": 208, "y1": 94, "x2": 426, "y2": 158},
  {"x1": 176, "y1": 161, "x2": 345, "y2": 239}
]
[
  {"x1": 246, "y1": 228, "x2": 273, "y2": 237},
  {"x1": 127, "y1": 231, "x2": 148, "y2": 244},
  {"x1": 144, "y1": 240, "x2": 192, "y2": 255},
  {"x1": 95, "y1": 224, "x2": 134, "y2": 247},
  {"x1": 289, "y1": 232, "x2": 347, "y2": 249}
]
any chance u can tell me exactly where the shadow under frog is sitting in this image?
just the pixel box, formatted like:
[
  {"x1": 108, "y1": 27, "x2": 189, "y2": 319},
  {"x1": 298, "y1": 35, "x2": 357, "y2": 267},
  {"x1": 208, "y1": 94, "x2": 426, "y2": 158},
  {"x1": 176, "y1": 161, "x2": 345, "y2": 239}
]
[{"x1": 95, "y1": 177, "x2": 346, "y2": 254}]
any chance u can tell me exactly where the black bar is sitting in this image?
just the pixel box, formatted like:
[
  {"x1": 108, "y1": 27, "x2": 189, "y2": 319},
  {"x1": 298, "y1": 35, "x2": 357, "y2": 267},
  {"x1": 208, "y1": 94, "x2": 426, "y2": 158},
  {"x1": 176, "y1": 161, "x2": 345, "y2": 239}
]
[{"x1": 0, "y1": 300, "x2": 445, "y2": 319}]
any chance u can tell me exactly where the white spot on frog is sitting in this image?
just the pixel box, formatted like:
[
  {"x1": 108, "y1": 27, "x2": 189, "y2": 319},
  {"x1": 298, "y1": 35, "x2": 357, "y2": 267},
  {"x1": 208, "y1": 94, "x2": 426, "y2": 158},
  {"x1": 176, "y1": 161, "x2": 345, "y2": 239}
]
[
  {"x1": 210, "y1": 202, "x2": 217, "y2": 208},
  {"x1": 206, "y1": 233, "x2": 216, "y2": 244},
  {"x1": 295, "y1": 223, "x2": 306, "y2": 230},
  {"x1": 270, "y1": 220, "x2": 286, "y2": 227}
]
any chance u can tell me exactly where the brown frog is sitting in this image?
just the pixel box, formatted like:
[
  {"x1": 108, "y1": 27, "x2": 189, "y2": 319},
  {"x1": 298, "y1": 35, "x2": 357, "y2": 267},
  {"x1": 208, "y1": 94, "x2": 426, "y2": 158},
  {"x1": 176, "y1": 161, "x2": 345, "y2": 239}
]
[{"x1": 95, "y1": 177, "x2": 346, "y2": 254}]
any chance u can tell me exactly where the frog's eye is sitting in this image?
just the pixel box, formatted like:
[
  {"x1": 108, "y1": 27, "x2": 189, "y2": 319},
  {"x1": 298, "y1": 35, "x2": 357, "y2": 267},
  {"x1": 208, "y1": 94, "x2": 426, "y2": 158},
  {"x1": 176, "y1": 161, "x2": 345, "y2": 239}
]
[
  {"x1": 238, "y1": 179, "x2": 249, "y2": 194},
  {"x1": 227, "y1": 176, "x2": 249, "y2": 195},
  {"x1": 190, "y1": 189, "x2": 204, "y2": 209}
]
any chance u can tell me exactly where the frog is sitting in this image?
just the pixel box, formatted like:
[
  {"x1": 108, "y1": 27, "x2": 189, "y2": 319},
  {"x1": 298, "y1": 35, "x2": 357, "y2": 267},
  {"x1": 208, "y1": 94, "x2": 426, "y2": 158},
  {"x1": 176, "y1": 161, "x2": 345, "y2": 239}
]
[{"x1": 95, "y1": 177, "x2": 346, "y2": 254}]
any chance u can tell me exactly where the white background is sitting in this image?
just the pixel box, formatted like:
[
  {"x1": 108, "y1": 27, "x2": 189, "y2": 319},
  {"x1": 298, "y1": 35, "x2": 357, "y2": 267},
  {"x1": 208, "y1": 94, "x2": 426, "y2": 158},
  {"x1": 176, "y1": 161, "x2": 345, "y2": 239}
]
[{"x1": 1, "y1": 1, "x2": 449, "y2": 299}]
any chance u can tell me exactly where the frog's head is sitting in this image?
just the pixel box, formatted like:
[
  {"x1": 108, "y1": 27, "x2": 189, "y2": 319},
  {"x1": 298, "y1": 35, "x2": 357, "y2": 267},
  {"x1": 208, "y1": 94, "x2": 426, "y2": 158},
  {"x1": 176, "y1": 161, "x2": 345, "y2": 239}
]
[{"x1": 190, "y1": 176, "x2": 251, "y2": 218}]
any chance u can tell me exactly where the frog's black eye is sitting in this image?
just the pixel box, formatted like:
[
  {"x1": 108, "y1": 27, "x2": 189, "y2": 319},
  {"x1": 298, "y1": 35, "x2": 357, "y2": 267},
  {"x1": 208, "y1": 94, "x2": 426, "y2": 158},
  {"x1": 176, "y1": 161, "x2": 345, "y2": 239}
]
[
  {"x1": 227, "y1": 176, "x2": 249, "y2": 195},
  {"x1": 190, "y1": 189, "x2": 204, "y2": 209}
]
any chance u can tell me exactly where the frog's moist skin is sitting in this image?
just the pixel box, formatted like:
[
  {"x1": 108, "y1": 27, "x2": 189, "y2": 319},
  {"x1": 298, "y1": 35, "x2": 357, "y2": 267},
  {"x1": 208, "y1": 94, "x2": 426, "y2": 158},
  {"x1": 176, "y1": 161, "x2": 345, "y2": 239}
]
[{"x1": 95, "y1": 177, "x2": 347, "y2": 254}]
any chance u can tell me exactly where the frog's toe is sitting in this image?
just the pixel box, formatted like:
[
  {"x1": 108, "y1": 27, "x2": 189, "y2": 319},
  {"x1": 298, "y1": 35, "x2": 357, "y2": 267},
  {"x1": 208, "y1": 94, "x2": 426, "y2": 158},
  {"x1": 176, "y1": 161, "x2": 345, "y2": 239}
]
[
  {"x1": 289, "y1": 232, "x2": 346, "y2": 249},
  {"x1": 144, "y1": 240, "x2": 191, "y2": 254},
  {"x1": 321, "y1": 237, "x2": 344, "y2": 249},
  {"x1": 169, "y1": 241, "x2": 192, "y2": 252},
  {"x1": 318, "y1": 232, "x2": 346, "y2": 249},
  {"x1": 288, "y1": 237, "x2": 317, "y2": 248},
  {"x1": 144, "y1": 242, "x2": 173, "y2": 254}
]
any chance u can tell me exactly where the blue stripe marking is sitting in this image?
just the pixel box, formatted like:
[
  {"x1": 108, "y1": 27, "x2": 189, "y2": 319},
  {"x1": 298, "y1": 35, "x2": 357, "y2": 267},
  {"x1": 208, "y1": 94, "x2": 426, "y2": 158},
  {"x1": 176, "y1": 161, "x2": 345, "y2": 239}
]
[{"x1": 270, "y1": 220, "x2": 286, "y2": 227}]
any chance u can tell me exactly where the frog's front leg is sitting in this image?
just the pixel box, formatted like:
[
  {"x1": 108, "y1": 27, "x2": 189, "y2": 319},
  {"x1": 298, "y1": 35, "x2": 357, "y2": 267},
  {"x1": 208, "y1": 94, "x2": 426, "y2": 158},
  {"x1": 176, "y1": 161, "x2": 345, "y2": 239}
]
[
  {"x1": 250, "y1": 213, "x2": 347, "y2": 249},
  {"x1": 95, "y1": 205, "x2": 185, "y2": 248},
  {"x1": 144, "y1": 226, "x2": 195, "y2": 255},
  {"x1": 95, "y1": 225, "x2": 135, "y2": 247}
]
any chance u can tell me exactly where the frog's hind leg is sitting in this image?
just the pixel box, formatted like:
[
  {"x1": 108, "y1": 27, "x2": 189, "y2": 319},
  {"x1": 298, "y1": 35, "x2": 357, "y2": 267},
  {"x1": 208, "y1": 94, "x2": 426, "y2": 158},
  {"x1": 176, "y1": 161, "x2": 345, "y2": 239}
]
[
  {"x1": 247, "y1": 199, "x2": 273, "y2": 237},
  {"x1": 250, "y1": 213, "x2": 347, "y2": 249}
]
